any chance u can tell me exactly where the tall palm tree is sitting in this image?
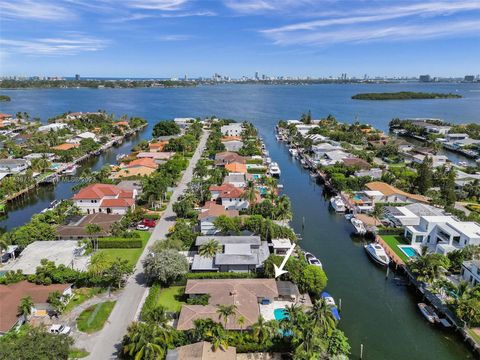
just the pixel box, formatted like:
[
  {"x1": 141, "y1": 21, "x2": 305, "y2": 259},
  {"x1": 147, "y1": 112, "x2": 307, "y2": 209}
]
[
  {"x1": 216, "y1": 304, "x2": 237, "y2": 329},
  {"x1": 371, "y1": 203, "x2": 384, "y2": 226},
  {"x1": 86, "y1": 224, "x2": 102, "y2": 251},
  {"x1": 206, "y1": 326, "x2": 229, "y2": 352},
  {"x1": 88, "y1": 251, "x2": 110, "y2": 276},
  {"x1": 242, "y1": 180, "x2": 258, "y2": 205},
  {"x1": 275, "y1": 195, "x2": 292, "y2": 221},
  {"x1": 309, "y1": 299, "x2": 336, "y2": 337},
  {"x1": 237, "y1": 315, "x2": 246, "y2": 333},
  {"x1": 198, "y1": 239, "x2": 221, "y2": 258},
  {"x1": 252, "y1": 315, "x2": 274, "y2": 345},
  {"x1": 18, "y1": 296, "x2": 34, "y2": 322}
]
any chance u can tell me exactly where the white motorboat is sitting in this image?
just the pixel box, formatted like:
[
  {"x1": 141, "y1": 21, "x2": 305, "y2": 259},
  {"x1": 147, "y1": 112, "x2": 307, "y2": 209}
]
[
  {"x1": 265, "y1": 157, "x2": 272, "y2": 165},
  {"x1": 330, "y1": 196, "x2": 346, "y2": 213},
  {"x1": 63, "y1": 165, "x2": 77, "y2": 175},
  {"x1": 304, "y1": 251, "x2": 323, "y2": 268},
  {"x1": 344, "y1": 213, "x2": 354, "y2": 220},
  {"x1": 289, "y1": 148, "x2": 298, "y2": 157},
  {"x1": 351, "y1": 217, "x2": 366, "y2": 235},
  {"x1": 458, "y1": 161, "x2": 468, "y2": 167},
  {"x1": 418, "y1": 303, "x2": 439, "y2": 324},
  {"x1": 269, "y1": 162, "x2": 281, "y2": 177},
  {"x1": 364, "y1": 243, "x2": 390, "y2": 266}
]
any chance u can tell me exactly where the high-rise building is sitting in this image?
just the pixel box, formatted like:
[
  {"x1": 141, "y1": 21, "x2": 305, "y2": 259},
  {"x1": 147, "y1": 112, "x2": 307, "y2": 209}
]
[
  {"x1": 419, "y1": 74, "x2": 431, "y2": 82},
  {"x1": 254, "y1": 72, "x2": 259, "y2": 81},
  {"x1": 464, "y1": 75, "x2": 475, "y2": 82},
  {"x1": 75, "y1": 74, "x2": 80, "y2": 81}
]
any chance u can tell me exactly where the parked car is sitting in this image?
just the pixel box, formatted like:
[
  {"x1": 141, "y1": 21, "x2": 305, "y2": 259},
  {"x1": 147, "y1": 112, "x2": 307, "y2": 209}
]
[
  {"x1": 136, "y1": 224, "x2": 149, "y2": 231},
  {"x1": 142, "y1": 219, "x2": 156, "y2": 228},
  {"x1": 49, "y1": 324, "x2": 71, "y2": 335}
]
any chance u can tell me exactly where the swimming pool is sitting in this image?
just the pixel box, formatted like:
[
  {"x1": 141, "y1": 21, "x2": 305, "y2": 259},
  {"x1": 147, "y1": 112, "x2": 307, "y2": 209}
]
[
  {"x1": 274, "y1": 308, "x2": 288, "y2": 321},
  {"x1": 252, "y1": 174, "x2": 261, "y2": 180},
  {"x1": 398, "y1": 245, "x2": 419, "y2": 258}
]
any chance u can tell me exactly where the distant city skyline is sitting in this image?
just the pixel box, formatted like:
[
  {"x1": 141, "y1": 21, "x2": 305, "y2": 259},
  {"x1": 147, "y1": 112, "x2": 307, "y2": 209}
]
[{"x1": 1, "y1": 0, "x2": 479, "y2": 77}]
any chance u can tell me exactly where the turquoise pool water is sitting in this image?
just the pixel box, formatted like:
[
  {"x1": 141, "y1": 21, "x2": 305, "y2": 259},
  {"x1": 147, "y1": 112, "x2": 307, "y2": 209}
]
[
  {"x1": 252, "y1": 174, "x2": 261, "y2": 180},
  {"x1": 274, "y1": 308, "x2": 288, "y2": 321},
  {"x1": 399, "y1": 245, "x2": 418, "y2": 258}
]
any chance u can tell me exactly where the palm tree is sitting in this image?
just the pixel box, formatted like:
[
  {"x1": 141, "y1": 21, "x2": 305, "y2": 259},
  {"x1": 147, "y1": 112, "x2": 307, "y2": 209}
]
[
  {"x1": 206, "y1": 326, "x2": 229, "y2": 352},
  {"x1": 144, "y1": 305, "x2": 168, "y2": 325},
  {"x1": 122, "y1": 322, "x2": 173, "y2": 360},
  {"x1": 88, "y1": 251, "x2": 110, "y2": 276},
  {"x1": 198, "y1": 239, "x2": 221, "y2": 258},
  {"x1": 371, "y1": 203, "x2": 384, "y2": 226},
  {"x1": 216, "y1": 304, "x2": 237, "y2": 328},
  {"x1": 0, "y1": 238, "x2": 8, "y2": 253},
  {"x1": 252, "y1": 315, "x2": 274, "y2": 345},
  {"x1": 18, "y1": 296, "x2": 34, "y2": 322},
  {"x1": 237, "y1": 315, "x2": 246, "y2": 333},
  {"x1": 242, "y1": 180, "x2": 258, "y2": 205},
  {"x1": 275, "y1": 194, "x2": 292, "y2": 221},
  {"x1": 309, "y1": 299, "x2": 336, "y2": 337},
  {"x1": 86, "y1": 224, "x2": 102, "y2": 251}
]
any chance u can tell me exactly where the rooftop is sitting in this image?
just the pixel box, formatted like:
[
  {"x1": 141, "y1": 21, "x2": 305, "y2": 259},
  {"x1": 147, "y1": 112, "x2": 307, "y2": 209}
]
[
  {"x1": 198, "y1": 201, "x2": 239, "y2": 220},
  {"x1": 56, "y1": 213, "x2": 123, "y2": 238},
  {"x1": 195, "y1": 235, "x2": 261, "y2": 246},
  {"x1": 166, "y1": 341, "x2": 236, "y2": 360},
  {"x1": 366, "y1": 181, "x2": 429, "y2": 203}
]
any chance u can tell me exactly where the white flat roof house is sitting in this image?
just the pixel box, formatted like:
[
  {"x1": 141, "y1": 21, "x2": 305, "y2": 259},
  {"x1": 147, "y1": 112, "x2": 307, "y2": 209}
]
[
  {"x1": 312, "y1": 143, "x2": 343, "y2": 161},
  {"x1": 66, "y1": 131, "x2": 97, "y2": 144},
  {"x1": 424, "y1": 125, "x2": 451, "y2": 135},
  {"x1": 404, "y1": 216, "x2": 480, "y2": 254},
  {"x1": 461, "y1": 260, "x2": 480, "y2": 287},
  {"x1": 384, "y1": 203, "x2": 445, "y2": 227},
  {"x1": 38, "y1": 123, "x2": 69, "y2": 132},
  {"x1": 221, "y1": 123, "x2": 243, "y2": 137},
  {"x1": 295, "y1": 124, "x2": 319, "y2": 136},
  {"x1": 174, "y1": 118, "x2": 195, "y2": 128}
]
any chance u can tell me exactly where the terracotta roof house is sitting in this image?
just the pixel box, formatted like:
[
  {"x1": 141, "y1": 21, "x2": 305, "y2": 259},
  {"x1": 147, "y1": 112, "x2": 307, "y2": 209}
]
[
  {"x1": 51, "y1": 143, "x2": 79, "y2": 151},
  {"x1": 124, "y1": 158, "x2": 158, "y2": 169},
  {"x1": 209, "y1": 184, "x2": 248, "y2": 211},
  {"x1": 111, "y1": 166, "x2": 156, "y2": 179},
  {"x1": 177, "y1": 279, "x2": 278, "y2": 330},
  {"x1": 136, "y1": 152, "x2": 175, "y2": 162},
  {"x1": 56, "y1": 213, "x2": 123, "y2": 240},
  {"x1": 115, "y1": 121, "x2": 130, "y2": 127},
  {"x1": 225, "y1": 162, "x2": 247, "y2": 174},
  {"x1": 149, "y1": 141, "x2": 169, "y2": 152},
  {"x1": 365, "y1": 181, "x2": 429, "y2": 204},
  {"x1": 199, "y1": 201, "x2": 239, "y2": 235},
  {"x1": 0, "y1": 113, "x2": 13, "y2": 120},
  {"x1": 0, "y1": 281, "x2": 72, "y2": 334},
  {"x1": 72, "y1": 183, "x2": 137, "y2": 215},
  {"x1": 166, "y1": 341, "x2": 236, "y2": 360},
  {"x1": 214, "y1": 152, "x2": 246, "y2": 167},
  {"x1": 342, "y1": 157, "x2": 371, "y2": 170}
]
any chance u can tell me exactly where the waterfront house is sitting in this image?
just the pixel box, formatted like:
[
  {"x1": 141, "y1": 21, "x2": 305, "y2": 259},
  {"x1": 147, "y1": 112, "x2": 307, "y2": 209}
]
[
  {"x1": 454, "y1": 170, "x2": 480, "y2": 189},
  {"x1": 305, "y1": 133, "x2": 327, "y2": 143},
  {"x1": 2, "y1": 241, "x2": 89, "y2": 275},
  {"x1": 0, "y1": 281, "x2": 72, "y2": 335},
  {"x1": 72, "y1": 183, "x2": 137, "y2": 214},
  {"x1": 224, "y1": 162, "x2": 247, "y2": 174},
  {"x1": 38, "y1": 123, "x2": 69, "y2": 132},
  {"x1": 174, "y1": 117, "x2": 195, "y2": 128},
  {"x1": 136, "y1": 152, "x2": 175, "y2": 163},
  {"x1": 223, "y1": 173, "x2": 247, "y2": 188},
  {"x1": 198, "y1": 201, "x2": 239, "y2": 235},
  {"x1": 166, "y1": 342, "x2": 236, "y2": 360},
  {"x1": 66, "y1": 131, "x2": 98, "y2": 144},
  {"x1": 123, "y1": 157, "x2": 158, "y2": 170},
  {"x1": 148, "y1": 141, "x2": 169, "y2": 152},
  {"x1": 0, "y1": 159, "x2": 30, "y2": 175},
  {"x1": 412, "y1": 154, "x2": 448, "y2": 168},
  {"x1": 295, "y1": 124, "x2": 319, "y2": 136},
  {"x1": 0, "y1": 114, "x2": 14, "y2": 127},
  {"x1": 461, "y1": 260, "x2": 480, "y2": 287},
  {"x1": 425, "y1": 124, "x2": 451, "y2": 135},
  {"x1": 51, "y1": 143, "x2": 79, "y2": 151},
  {"x1": 342, "y1": 157, "x2": 371, "y2": 170},
  {"x1": 209, "y1": 183, "x2": 249, "y2": 210},
  {"x1": 222, "y1": 139, "x2": 243, "y2": 152},
  {"x1": 311, "y1": 143, "x2": 343, "y2": 161},
  {"x1": 214, "y1": 151, "x2": 246, "y2": 167},
  {"x1": 446, "y1": 133, "x2": 469, "y2": 142},
  {"x1": 56, "y1": 213, "x2": 123, "y2": 240},
  {"x1": 220, "y1": 123, "x2": 243, "y2": 137},
  {"x1": 365, "y1": 182, "x2": 429, "y2": 204},
  {"x1": 271, "y1": 238, "x2": 293, "y2": 256},
  {"x1": 404, "y1": 216, "x2": 480, "y2": 254},
  {"x1": 111, "y1": 166, "x2": 156, "y2": 179},
  {"x1": 384, "y1": 203, "x2": 445, "y2": 227},
  {"x1": 319, "y1": 150, "x2": 351, "y2": 166},
  {"x1": 191, "y1": 235, "x2": 269, "y2": 272}
]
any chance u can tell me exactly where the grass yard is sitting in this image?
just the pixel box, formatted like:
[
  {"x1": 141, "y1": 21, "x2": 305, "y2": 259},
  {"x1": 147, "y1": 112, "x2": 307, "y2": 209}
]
[
  {"x1": 68, "y1": 348, "x2": 89, "y2": 359},
  {"x1": 380, "y1": 234, "x2": 410, "y2": 263},
  {"x1": 64, "y1": 288, "x2": 104, "y2": 313},
  {"x1": 77, "y1": 301, "x2": 116, "y2": 333},
  {"x1": 99, "y1": 230, "x2": 150, "y2": 267},
  {"x1": 157, "y1": 286, "x2": 186, "y2": 312}
]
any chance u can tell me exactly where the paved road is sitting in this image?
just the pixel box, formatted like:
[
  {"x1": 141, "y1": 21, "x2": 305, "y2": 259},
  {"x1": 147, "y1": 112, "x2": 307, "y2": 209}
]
[{"x1": 86, "y1": 131, "x2": 209, "y2": 359}]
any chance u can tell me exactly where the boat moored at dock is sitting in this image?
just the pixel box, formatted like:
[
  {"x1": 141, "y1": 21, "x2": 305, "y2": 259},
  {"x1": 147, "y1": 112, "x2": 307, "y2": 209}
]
[
  {"x1": 351, "y1": 217, "x2": 367, "y2": 235},
  {"x1": 321, "y1": 292, "x2": 341, "y2": 321},
  {"x1": 269, "y1": 162, "x2": 281, "y2": 177},
  {"x1": 418, "y1": 303, "x2": 440, "y2": 324},
  {"x1": 330, "y1": 196, "x2": 346, "y2": 213},
  {"x1": 304, "y1": 251, "x2": 323, "y2": 268},
  {"x1": 364, "y1": 243, "x2": 390, "y2": 266}
]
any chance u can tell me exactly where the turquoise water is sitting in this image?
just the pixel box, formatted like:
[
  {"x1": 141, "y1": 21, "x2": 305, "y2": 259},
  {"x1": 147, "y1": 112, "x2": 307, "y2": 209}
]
[
  {"x1": 399, "y1": 245, "x2": 419, "y2": 258},
  {"x1": 274, "y1": 308, "x2": 288, "y2": 321},
  {"x1": 0, "y1": 83, "x2": 476, "y2": 359}
]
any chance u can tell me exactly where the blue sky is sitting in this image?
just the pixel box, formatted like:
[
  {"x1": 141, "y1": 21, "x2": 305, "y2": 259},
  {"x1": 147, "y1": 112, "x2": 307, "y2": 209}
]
[{"x1": 1, "y1": 0, "x2": 479, "y2": 78}]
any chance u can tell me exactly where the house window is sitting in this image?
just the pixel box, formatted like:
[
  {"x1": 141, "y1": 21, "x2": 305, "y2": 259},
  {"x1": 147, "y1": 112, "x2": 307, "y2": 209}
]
[
  {"x1": 452, "y1": 236, "x2": 460, "y2": 245},
  {"x1": 405, "y1": 231, "x2": 412, "y2": 241},
  {"x1": 415, "y1": 235, "x2": 424, "y2": 243}
]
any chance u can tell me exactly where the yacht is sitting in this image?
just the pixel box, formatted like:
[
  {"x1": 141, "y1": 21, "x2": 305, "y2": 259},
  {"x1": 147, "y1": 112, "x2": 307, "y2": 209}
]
[
  {"x1": 41, "y1": 199, "x2": 61, "y2": 213},
  {"x1": 364, "y1": 243, "x2": 390, "y2": 266},
  {"x1": 63, "y1": 165, "x2": 77, "y2": 176},
  {"x1": 321, "y1": 292, "x2": 341, "y2": 321},
  {"x1": 304, "y1": 252, "x2": 322, "y2": 268},
  {"x1": 418, "y1": 303, "x2": 439, "y2": 324},
  {"x1": 330, "y1": 196, "x2": 346, "y2": 213},
  {"x1": 288, "y1": 148, "x2": 298, "y2": 157},
  {"x1": 351, "y1": 217, "x2": 366, "y2": 235},
  {"x1": 269, "y1": 162, "x2": 281, "y2": 177}
]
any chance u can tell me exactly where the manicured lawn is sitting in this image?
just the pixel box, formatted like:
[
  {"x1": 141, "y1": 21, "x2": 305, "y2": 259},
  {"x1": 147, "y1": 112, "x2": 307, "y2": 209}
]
[
  {"x1": 380, "y1": 234, "x2": 410, "y2": 263},
  {"x1": 99, "y1": 231, "x2": 150, "y2": 266},
  {"x1": 157, "y1": 286, "x2": 186, "y2": 312},
  {"x1": 68, "y1": 348, "x2": 89, "y2": 359},
  {"x1": 64, "y1": 287, "x2": 104, "y2": 313},
  {"x1": 76, "y1": 301, "x2": 116, "y2": 333}
]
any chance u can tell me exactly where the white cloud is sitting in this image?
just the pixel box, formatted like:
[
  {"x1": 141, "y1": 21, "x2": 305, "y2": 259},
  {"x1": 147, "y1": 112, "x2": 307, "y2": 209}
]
[
  {"x1": 0, "y1": 0, "x2": 74, "y2": 20},
  {"x1": 156, "y1": 34, "x2": 192, "y2": 41},
  {"x1": 224, "y1": 0, "x2": 275, "y2": 12},
  {"x1": 127, "y1": 0, "x2": 188, "y2": 11},
  {"x1": 0, "y1": 35, "x2": 108, "y2": 55}
]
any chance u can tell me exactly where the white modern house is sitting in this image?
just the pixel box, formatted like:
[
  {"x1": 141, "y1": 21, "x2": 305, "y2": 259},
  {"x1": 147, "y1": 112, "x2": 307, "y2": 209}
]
[
  {"x1": 38, "y1": 123, "x2": 69, "y2": 132},
  {"x1": 312, "y1": 143, "x2": 343, "y2": 161},
  {"x1": 220, "y1": 123, "x2": 243, "y2": 137},
  {"x1": 23, "y1": 153, "x2": 56, "y2": 161},
  {"x1": 354, "y1": 168, "x2": 383, "y2": 179},
  {"x1": 223, "y1": 173, "x2": 247, "y2": 188},
  {"x1": 384, "y1": 203, "x2": 445, "y2": 227},
  {"x1": 295, "y1": 124, "x2": 319, "y2": 136},
  {"x1": 461, "y1": 260, "x2": 480, "y2": 287},
  {"x1": 424, "y1": 125, "x2": 451, "y2": 135},
  {"x1": 222, "y1": 140, "x2": 243, "y2": 152},
  {"x1": 0, "y1": 159, "x2": 30, "y2": 175},
  {"x1": 66, "y1": 131, "x2": 98, "y2": 144},
  {"x1": 174, "y1": 118, "x2": 195, "y2": 128},
  {"x1": 404, "y1": 216, "x2": 480, "y2": 254}
]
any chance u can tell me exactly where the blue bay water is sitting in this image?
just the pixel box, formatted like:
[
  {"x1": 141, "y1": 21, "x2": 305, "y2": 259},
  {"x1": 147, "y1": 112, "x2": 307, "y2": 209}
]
[{"x1": 1, "y1": 83, "x2": 479, "y2": 359}]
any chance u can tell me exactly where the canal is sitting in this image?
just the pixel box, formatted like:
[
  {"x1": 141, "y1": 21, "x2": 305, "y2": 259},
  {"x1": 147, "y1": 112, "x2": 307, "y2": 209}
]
[{"x1": 263, "y1": 132, "x2": 473, "y2": 359}]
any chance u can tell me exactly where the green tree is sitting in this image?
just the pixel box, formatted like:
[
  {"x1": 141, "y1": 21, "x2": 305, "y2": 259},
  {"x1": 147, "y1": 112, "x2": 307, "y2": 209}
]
[
  {"x1": 309, "y1": 298, "x2": 336, "y2": 336},
  {"x1": 88, "y1": 251, "x2": 111, "y2": 276},
  {"x1": 216, "y1": 304, "x2": 237, "y2": 328},
  {"x1": 18, "y1": 296, "x2": 34, "y2": 322},
  {"x1": 47, "y1": 291, "x2": 66, "y2": 317},
  {"x1": 410, "y1": 253, "x2": 451, "y2": 283},
  {"x1": 86, "y1": 224, "x2": 102, "y2": 251},
  {"x1": 298, "y1": 265, "x2": 328, "y2": 295},
  {"x1": 251, "y1": 315, "x2": 273, "y2": 345},
  {"x1": 122, "y1": 322, "x2": 174, "y2": 360},
  {"x1": 143, "y1": 249, "x2": 188, "y2": 285},
  {"x1": 152, "y1": 120, "x2": 181, "y2": 137},
  {"x1": 198, "y1": 239, "x2": 221, "y2": 258},
  {"x1": 416, "y1": 156, "x2": 433, "y2": 194},
  {"x1": 327, "y1": 329, "x2": 351, "y2": 356},
  {"x1": 242, "y1": 180, "x2": 258, "y2": 205}
]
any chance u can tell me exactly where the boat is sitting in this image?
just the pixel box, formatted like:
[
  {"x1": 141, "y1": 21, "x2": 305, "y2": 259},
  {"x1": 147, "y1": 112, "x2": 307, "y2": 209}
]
[
  {"x1": 418, "y1": 303, "x2": 439, "y2": 324},
  {"x1": 458, "y1": 161, "x2": 467, "y2": 167},
  {"x1": 364, "y1": 243, "x2": 390, "y2": 266},
  {"x1": 321, "y1": 292, "x2": 341, "y2": 321},
  {"x1": 269, "y1": 162, "x2": 281, "y2": 177},
  {"x1": 265, "y1": 157, "x2": 272, "y2": 165},
  {"x1": 351, "y1": 217, "x2": 366, "y2": 235},
  {"x1": 63, "y1": 165, "x2": 77, "y2": 175},
  {"x1": 289, "y1": 148, "x2": 298, "y2": 157},
  {"x1": 304, "y1": 251, "x2": 323, "y2": 268},
  {"x1": 41, "y1": 199, "x2": 61, "y2": 213},
  {"x1": 344, "y1": 213, "x2": 354, "y2": 220},
  {"x1": 330, "y1": 196, "x2": 346, "y2": 213},
  {"x1": 116, "y1": 153, "x2": 127, "y2": 161},
  {"x1": 300, "y1": 159, "x2": 309, "y2": 169}
]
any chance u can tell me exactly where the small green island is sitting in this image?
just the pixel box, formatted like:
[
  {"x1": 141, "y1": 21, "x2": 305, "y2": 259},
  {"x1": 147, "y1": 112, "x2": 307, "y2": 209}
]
[
  {"x1": 351, "y1": 91, "x2": 462, "y2": 100},
  {"x1": 0, "y1": 95, "x2": 11, "y2": 102}
]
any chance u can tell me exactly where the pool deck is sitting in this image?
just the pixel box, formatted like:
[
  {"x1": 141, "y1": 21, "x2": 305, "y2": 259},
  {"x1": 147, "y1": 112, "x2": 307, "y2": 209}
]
[
  {"x1": 259, "y1": 295, "x2": 313, "y2": 321},
  {"x1": 376, "y1": 235, "x2": 405, "y2": 266}
]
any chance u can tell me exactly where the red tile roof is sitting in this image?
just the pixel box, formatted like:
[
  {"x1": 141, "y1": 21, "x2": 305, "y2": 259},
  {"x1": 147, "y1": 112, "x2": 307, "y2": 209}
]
[
  {"x1": 72, "y1": 183, "x2": 134, "y2": 200},
  {"x1": 100, "y1": 198, "x2": 135, "y2": 207},
  {"x1": 198, "y1": 201, "x2": 239, "y2": 220},
  {"x1": 125, "y1": 158, "x2": 158, "y2": 169},
  {"x1": 0, "y1": 113, "x2": 12, "y2": 119}
]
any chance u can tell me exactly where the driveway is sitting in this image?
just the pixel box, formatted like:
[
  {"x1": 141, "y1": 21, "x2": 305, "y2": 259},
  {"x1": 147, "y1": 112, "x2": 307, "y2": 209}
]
[{"x1": 85, "y1": 130, "x2": 209, "y2": 359}]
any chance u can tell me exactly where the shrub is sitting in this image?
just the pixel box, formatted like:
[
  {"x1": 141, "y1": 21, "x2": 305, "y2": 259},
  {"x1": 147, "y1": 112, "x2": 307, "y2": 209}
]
[
  {"x1": 143, "y1": 249, "x2": 189, "y2": 285},
  {"x1": 140, "y1": 284, "x2": 161, "y2": 321},
  {"x1": 186, "y1": 294, "x2": 210, "y2": 305}
]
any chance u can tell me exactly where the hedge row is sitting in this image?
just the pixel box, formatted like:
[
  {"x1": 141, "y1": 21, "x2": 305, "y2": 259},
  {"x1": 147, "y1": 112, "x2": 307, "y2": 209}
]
[
  {"x1": 143, "y1": 213, "x2": 161, "y2": 220},
  {"x1": 97, "y1": 239, "x2": 143, "y2": 249},
  {"x1": 186, "y1": 272, "x2": 255, "y2": 279},
  {"x1": 140, "y1": 284, "x2": 161, "y2": 321}
]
